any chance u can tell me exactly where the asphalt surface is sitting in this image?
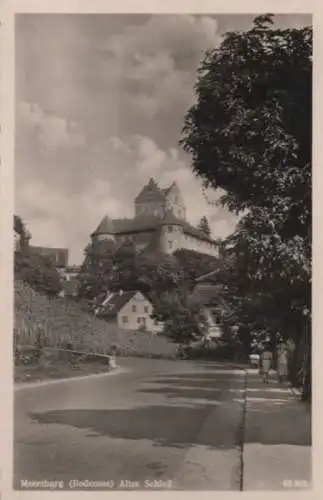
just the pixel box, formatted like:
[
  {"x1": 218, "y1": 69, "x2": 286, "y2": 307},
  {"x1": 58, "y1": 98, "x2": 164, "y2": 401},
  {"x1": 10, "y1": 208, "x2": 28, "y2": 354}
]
[
  {"x1": 14, "y1": 358, "x2": 311, "y2": 491},
  {"x1": 14, "y1": 358, "x2": 246, "y2": 491}
]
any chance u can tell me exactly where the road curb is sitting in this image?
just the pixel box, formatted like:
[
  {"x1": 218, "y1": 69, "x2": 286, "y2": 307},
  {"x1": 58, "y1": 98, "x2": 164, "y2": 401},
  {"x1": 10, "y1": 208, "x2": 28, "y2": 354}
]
[
  {"x1": 239, "y1": 369, "x2": 248, "y2": 491},
  {"x1": 14, "y1": 366, "x2": 128, "y2": 391}
]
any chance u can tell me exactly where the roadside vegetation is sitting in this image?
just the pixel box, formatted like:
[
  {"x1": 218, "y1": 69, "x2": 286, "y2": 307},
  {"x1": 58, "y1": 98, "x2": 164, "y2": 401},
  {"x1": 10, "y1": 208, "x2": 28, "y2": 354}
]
[{"x1": 14, "y1": 15, "x2": 311, "y2": 401}]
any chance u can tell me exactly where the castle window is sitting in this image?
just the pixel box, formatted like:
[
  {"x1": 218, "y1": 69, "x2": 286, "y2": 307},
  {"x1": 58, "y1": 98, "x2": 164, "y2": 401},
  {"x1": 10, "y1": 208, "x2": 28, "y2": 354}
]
[
  {"x1": 168, "y1": 226, "x2": 173, "y2": 233},
  {"x1": 168, "y1": 241, "x2": 173, "y2": 249}
]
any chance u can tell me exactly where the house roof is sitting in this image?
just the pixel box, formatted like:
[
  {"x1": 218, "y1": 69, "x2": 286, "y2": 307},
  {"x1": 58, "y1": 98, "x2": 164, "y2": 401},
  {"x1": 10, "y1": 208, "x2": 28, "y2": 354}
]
[
  {"x1": 98, "y1": 290, "x2": 149, "y2": 316},
  {"x1": 135, "y1": 178, "x2": 165, "y2": 203},
  {"x1": 195, "y1": 269, "x2": 218, "y2": 283}
]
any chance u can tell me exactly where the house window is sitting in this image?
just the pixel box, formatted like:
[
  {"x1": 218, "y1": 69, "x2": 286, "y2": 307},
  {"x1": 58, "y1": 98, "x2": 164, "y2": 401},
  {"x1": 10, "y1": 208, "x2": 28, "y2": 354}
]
[
  {"x1": 144, "y1": 306, "x2": 149, "y2": 313},
  {"x1": 168, "y1": 241, "x2": 173, "y2": 249},
  {"x1": 168, "y1": 226, "x2": 173, "y2": 233},
  {"x1": 122, "y1": 316, "x2": 128, "y2": 323},
  {"x1": 132, "y1": 305, "x2": 136, "y2": 312}
]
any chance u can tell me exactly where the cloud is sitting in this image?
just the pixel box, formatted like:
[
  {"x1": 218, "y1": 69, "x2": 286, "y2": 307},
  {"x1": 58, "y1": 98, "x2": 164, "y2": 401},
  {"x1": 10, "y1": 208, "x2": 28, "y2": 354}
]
[
  {"x1": 16, "y1": 133, "x2": 237, "y2": 264},
  {"x1": 15, "y1": 15, "x2": 240, "y2": 265},
  {"x1": 99, "y1": 15, "x2": 221, "y2": 119},
  {"x1": 17, "y1": 177, "x2": 123, "y2": 263},
  {"x1": 17, "y1": 101, "x2": 85, "y2": 151}
]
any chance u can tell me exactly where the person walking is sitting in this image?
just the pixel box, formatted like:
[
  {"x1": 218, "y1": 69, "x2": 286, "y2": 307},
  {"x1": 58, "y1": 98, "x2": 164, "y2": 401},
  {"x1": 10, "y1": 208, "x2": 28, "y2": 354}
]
[
  {"x1": 260, "y1": 342, "x2": 273, "y2": 384},
  {"x1": 276, "y1": 341, "x2": 288, "y2": 384}
]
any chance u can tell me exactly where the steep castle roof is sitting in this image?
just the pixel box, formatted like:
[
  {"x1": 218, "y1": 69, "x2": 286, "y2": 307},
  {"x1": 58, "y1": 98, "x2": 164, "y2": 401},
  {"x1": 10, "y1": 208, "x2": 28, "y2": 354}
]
[
  {"x1": 135, "y1": 178, "x2": 165, "y2": 203},
  {"x1": 159, "y1": 209, "x2": 183, "y2": 226},
  {"x1": 91, "y1": 214, "x2": 217, "y2": 242},
  {"x1": 92, "y1": 215, "x2": 115, "y2": 235}
]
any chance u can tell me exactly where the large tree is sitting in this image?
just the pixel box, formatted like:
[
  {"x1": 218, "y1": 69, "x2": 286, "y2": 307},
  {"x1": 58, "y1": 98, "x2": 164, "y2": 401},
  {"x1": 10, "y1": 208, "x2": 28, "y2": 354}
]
[
  {"x1": 180, "y1": 14, "x2": 312, "y2": 398},
  {"x1": 152, "y1": 287, "x2": 208, "y2": 346},
  {"x1": 77, "y1": 239, "x2": 117, "y2": 301}
]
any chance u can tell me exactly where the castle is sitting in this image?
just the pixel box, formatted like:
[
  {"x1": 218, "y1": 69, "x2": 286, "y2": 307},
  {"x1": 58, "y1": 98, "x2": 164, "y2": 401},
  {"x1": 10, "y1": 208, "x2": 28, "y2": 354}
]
[{"x1": 91, "y1": 178, "x2": 219, "y2": 257}]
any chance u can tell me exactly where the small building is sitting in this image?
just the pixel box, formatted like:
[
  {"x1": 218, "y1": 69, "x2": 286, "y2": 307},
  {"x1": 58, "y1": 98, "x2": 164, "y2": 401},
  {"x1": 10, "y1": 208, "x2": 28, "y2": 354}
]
[{"x1": 95, "y1": 290, "x2": 163, "y2": 333}]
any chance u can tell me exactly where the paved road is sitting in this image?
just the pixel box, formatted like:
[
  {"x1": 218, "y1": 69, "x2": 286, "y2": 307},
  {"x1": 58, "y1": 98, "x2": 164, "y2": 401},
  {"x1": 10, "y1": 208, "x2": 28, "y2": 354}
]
[
  {"x1": 14, "y1": 358, "x2": 311, "y2": 491},
  {"x1": 14, "y1": 358, "x2": 246, "y2": 491}
]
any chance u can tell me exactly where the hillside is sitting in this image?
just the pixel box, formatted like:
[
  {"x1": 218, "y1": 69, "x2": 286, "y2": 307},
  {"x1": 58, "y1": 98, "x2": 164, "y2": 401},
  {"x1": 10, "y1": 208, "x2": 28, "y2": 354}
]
[{"x1": 14, "y1": 279, "x2": 178, "y2": 359}]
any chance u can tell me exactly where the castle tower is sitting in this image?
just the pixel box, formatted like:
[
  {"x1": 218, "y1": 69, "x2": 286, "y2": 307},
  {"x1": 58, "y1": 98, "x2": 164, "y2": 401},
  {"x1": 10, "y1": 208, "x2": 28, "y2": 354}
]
[
  {"x1": 91, "y1": 215, "x2": 116, "y2": 243},
  {"x1": 134, "y1": 177, "x2": 164, "y2": 218},
  {"x1": 162, "y1": 181, "x2": 186, "y2": 220},
  {"x1": 158, "y1": 209, "x2": 184, "y2": 253}
]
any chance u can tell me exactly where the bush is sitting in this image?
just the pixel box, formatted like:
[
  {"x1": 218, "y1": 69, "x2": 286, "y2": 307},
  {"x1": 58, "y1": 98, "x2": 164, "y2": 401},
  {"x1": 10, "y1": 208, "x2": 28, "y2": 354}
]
[{"x1": 15, "y1": 249, "x2": 62, "y2": 297}]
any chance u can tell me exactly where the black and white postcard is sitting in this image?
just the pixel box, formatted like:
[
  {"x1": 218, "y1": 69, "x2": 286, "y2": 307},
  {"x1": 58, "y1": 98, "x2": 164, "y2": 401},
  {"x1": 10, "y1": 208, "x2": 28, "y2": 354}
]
[{"x1": 0, "y1": 1, "x2": 319, "y2": 498}]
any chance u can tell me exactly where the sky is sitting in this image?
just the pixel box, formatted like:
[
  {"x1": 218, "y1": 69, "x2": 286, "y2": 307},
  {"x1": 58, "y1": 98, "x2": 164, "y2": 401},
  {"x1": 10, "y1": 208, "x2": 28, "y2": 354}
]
[{"x1": 15, "y1": 13, "x2": 312, "y2": 265}]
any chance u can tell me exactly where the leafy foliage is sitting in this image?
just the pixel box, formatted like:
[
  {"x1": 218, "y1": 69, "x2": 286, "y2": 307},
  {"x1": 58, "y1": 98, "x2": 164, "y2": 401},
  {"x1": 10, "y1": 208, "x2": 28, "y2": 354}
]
[
  {"x1": 15, "y1": 250, "x2": 62, "y2": 297},
  {"x1": 151, "y1": 287, "x2": 208, "y2": 345},
  {"x1": 173, "y1": 248, "x2": 220, "y2": 289},
  {"x1": 14, "y1": 214, "x2": 31, "y2": 249},
  {"x1": 197, "y1": 216, "x2": 211, "y2": 237},
  {"x1": 77, "y1": 239, "x2": 117, "y2": 301},
  {"x1": 14, "y1": 216, "x2": 62, "y2": 297},
  {"x1": 180, "y1": 14, "x2": 312, "y2": 396}
]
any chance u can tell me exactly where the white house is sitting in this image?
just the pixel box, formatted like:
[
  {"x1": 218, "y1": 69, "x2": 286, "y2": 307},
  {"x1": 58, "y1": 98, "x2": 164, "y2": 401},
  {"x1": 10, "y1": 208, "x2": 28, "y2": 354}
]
[{"x1": 95, "y1": 290, "x2": 164, "y2": 333}]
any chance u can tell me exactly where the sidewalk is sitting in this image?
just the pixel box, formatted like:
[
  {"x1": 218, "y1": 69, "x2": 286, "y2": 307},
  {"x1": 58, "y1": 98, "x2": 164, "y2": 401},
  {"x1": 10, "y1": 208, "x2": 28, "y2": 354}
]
[{"x1": 243, "y1": 369, "x2": 311, "y2": 490}]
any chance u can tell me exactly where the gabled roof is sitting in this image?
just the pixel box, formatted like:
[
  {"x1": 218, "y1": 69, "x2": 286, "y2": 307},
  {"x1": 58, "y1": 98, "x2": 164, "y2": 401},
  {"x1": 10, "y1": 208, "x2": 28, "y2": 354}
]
[
  {"x1": 159, "y1": 209, "x2": 183, "y2": 226},
  {"x1": 92, "y1": 215, "x2": 115, "y2": 235},
  {"x1": 98, "y1": 290, "x2": 150, "y2": 317},
  {"x1": 135, "y1": 178, "x2": 165, "y2": 203}
]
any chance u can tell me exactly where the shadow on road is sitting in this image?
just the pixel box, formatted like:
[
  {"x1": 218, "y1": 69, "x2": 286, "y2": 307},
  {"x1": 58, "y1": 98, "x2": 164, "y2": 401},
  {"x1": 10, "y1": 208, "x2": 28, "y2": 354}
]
[
  {"x1": 29, "y1": 404, "x2": 239, "y2": 450},
  {"x1": 28, "y1": 364, "x2": 311, "y2": 449}
]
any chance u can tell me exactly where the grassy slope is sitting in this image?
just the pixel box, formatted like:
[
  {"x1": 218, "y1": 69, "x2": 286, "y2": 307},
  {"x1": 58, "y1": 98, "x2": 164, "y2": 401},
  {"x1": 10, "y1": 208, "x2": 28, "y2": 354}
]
[{"x1": 14, "y1": 279, "x2": 178, "y2": 359}]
